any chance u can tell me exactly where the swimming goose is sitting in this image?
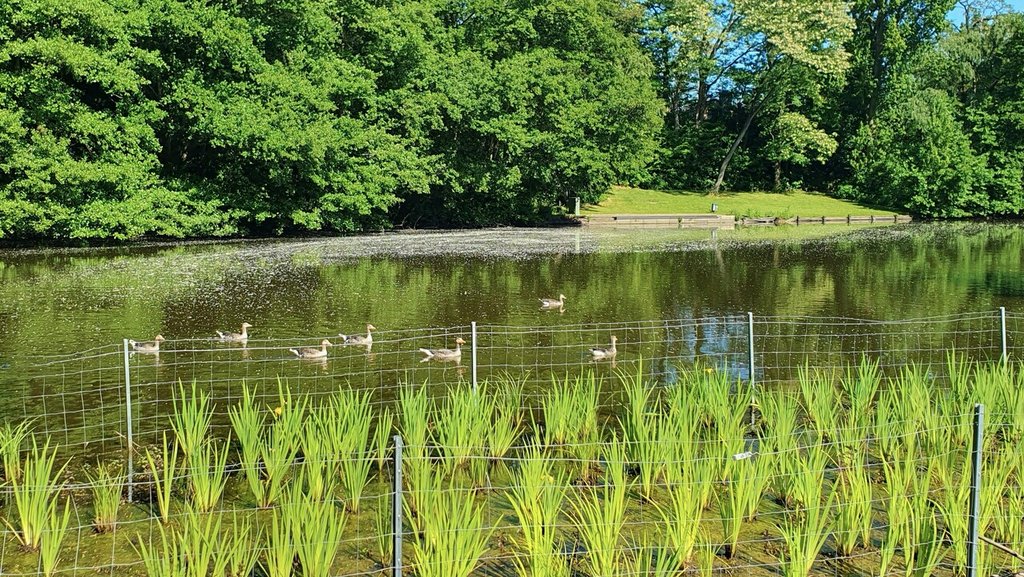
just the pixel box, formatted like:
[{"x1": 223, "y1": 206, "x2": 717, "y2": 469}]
[
  {"x1": 339, "y1": 324, "x2": 376, "y2": 346},
  {"x1": 289, "y1": 339, "x2": 332, "y2": 359},
  {"x1": 589, "y1": 336, "x2": 617, "y2": 360},
  {"x1": 539, "y1": 294, "x2": 566, "y2": 309},
  {"x1": 217, "y1": 323, "x2": 252, "y2": 342},
  {"x1": 419, "y1": 338, "x2": 465, "y2": 361},
  {"x1": 129, "y1": 335, "x2": 165, "y2": 353}
]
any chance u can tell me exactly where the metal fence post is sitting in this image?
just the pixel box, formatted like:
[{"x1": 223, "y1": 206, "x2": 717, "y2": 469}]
[
  {"x1": 122, "y1": 339, "x2": 135, "y2": 503},
  {"x1": 471, "y1": 321, "x2": 478, "y2": 393},
  {"x1": 1000, "y1": 306, "x2": 1007, "y2": 363},
  {"x1": 392, "y1": 434, "x2": 403, "y2": 577},
  {"x1": 747, "y1": 312, "x2": 756, "y2": 426},
  {"x1": 967, "y1": 403, "x2": 984, "y2": 577}
]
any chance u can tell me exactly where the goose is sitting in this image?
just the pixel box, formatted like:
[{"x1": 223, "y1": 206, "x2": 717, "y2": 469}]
[
  {"x1": 217, "y1": 323, "x2": 252, "y2": 342},
  {"x1": 289, "y1": 339, "x2": 332, "y2": 359},
  {"x1": 589, "y1": 336, "x2": 617, "y2": 360},
  {"x1": 419, "y1": 338, "x2": 465, "y2": 361},
  {"x1": 339, "y1": 324, "x2": 376, "y2": 346},
  {"x1": 129, "y1": 335, "x2": 165, "y2": 353},
  {"x1": 539, "y1": 294, "x2": 566, "y2": 309}
]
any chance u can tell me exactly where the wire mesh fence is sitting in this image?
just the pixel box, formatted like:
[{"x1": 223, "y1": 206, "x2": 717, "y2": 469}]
[
  {"x1": 13, "y1": 309, "x2": 1017, "y2": 456},
  {"x1": 0, "y1": 308, "x2": 1020, "y2": 576}
]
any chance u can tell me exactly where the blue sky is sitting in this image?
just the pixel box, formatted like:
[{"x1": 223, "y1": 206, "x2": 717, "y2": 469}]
[{"x1": 1010, "y1": 0, "x2": 1024, "y2": 12}]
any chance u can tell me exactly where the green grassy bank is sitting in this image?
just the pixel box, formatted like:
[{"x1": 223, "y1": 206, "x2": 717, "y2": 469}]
[{"x1": 583, "y1": 186, "x2": 901, "y2": 218}]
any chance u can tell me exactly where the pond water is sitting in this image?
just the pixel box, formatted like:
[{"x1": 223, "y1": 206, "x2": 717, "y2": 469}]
[{"x1": 2, "y1": 222, "x2": 1023, "y2": 453}]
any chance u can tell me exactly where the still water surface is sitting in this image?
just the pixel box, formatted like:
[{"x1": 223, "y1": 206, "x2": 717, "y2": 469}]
[
  {"x1": 2, "y1": 222, "x2": 1022, "y2": 355},
  {"x1": 1, "y1": 222, "x2": 1023, "y2": 452}
]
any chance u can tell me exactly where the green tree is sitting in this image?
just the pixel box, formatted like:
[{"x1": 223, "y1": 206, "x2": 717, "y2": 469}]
[
  {"x1": 387, "y1": 0, "x2": 662, "y2": 226},
  {"x1": 0, "y1": 0, "x2": 230, "y2": 240},
  {"x1": 845, "y1": 88, "x2": 990, "y2": 216}
]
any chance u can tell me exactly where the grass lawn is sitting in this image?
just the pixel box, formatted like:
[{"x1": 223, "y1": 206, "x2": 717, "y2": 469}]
[{"x1": 582, "y1": 186, "x2": 900, "y2": 218}]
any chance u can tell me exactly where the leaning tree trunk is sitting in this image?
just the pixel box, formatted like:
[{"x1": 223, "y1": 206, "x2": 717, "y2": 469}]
[{"x1": 711, "y1": 99, "x2": 762, "y2": 195}]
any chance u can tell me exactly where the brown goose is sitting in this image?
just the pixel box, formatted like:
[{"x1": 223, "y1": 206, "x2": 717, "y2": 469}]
[
  {"x1": 419, "y1": 338, "x2": 465, "y2": 361},
  {"x1": 129, "y1": 335, "x2": 165, "y2": 353},
  {"x1": 289, "y1": 339, "x2": 332, "y2": 359},
  {"x1": 339, "y1": 324, "x2": 376, "y2": 346},
  {"x1": 539, "y1": 294, "x2": 566, "y2": 309},
  {"x1": 217, "y1": 323, "x2": 252, "y2": 342},
  {"x1": 589, "y1": 336, "x2": 617, "y2": 360}
]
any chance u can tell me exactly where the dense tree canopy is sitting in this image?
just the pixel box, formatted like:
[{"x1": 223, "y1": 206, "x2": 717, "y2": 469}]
[
  {"x1": 0, "y1": 0, "x2": 1021, "y2": 241},
  {"x1": 0, "y1": 0, "x2": 661, "y2": 239}
]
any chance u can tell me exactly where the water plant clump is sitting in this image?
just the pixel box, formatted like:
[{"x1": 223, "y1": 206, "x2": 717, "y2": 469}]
[{"x1": 4, "y1": 358, "x2": 1024, "y2": 577}]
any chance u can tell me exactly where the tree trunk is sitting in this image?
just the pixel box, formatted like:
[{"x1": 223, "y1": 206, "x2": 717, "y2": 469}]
[
  {"x1": 774, "y1": 160, "x2": 781, "y2": 191},
  {"x1": 711, "y1": 100, "x2": 762, "y2": 194}
]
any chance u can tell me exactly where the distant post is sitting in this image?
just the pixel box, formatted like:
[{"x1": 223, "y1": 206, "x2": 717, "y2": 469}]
[
  {"x1": 122, "y1": 339, "x2": 134, "y2": 503},
  {"x1": 1000, "y1": 306, "x2": 1007, "y2": 363},
  {"x1": 747, "y1": 312, "x2": 755, "y2": 426},
  {"x1": 574, "y1": 197, "x2": 580, "y2": 217},
  {"x1": 967, "y1": 404, "x2": 984, "y2": 577},
  {"x1": 393, "y1": 435, "x2": 403, "y2": 577}
]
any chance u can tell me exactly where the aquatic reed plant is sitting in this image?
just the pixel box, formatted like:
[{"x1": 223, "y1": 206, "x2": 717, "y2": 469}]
[
  {"x1": 272, "y1": 380, "x2": 308, "y2": 454},
  {"x1": 621, "y1": 371, "x2": 671, "y2": 502},
  {"x1": 570, "y1": 439, "x2": 630, "y2": 575},
  {"x1": 86, "y1": 463, "x2": 122, "y2": 533},
  {"x1": 833, "y1": 459, "x2": 874, "y2": 556},
  {"x1": 318, "y1": 388, "x2": 374, "y2": 511},
  {"x1": 411, "y1": 484, "x2": 495, "y2": 577},
  {"x1": 485, "y1": 377, "x2": 524, "y2": 465},
  {"x1": 840, "y1": 356, "x2": 880, "y2": 430},
  {"x1": 506, "y1": 443, "x2": 570, "y2": 577},
  {"x1": 263, "y1": 505, "x2": 296, "y2": 577},
  {"x1": 135, "y1": 523, "x2": 186, "y2": 577},
  {"x1": 719, "y1": 456, "x2": 758, "y2": 559},
  {"x1": 663, "y1": 380, "x2": 700, "y2": 460},
  {"x1": 228, "y1": 383, "x2": 267, "y2": 506},
  {"x1": 629, "y1": 534, "x2": 680, "y2": 577},
  {"x1": 374, "y1": 406, "x2": 394, "y2": 476},
  {"x1": 177, "y1": 505, "x2": 221, "y2": 577},
  {"x1": 288, "y1": 490, "x2": 347, "y2": 577},
  {"x1": 144, "y1": 432, "x2": 179, "y2": 524},
  {"x1": 216, "y1": 514, "x2": 259, "y2": 577},
  {"x1": 300, "y1": 421, "x2": 331, "y2": 502},
  {"x1": 905, "y1": 505, "x2": 944, "y2": 577},
  {"x1": 400, "y1": 385, "x2": 432, "y2": 517},
  {"x1": 777, "y1": 491, "x2": 835, "y2": 577},
  {"x1": 258, "y1": 413, "x2": 300, "y2": 508},
  {"x1": 657, "y1": 479, "x2": 704, "y2": 566},
  {"x1": 541, "y1": 373, "x2": 602, "y2": 481},
  {"x1": 542, "y1": 372, "x2": 600, "y2": 446},
  {"x1": 374, "y1": 495, "x2": 392, "y2": 569},
  {"x1": 886, "y1": 364, "x2": 930, "y2": 446},
  {"x1": 40, "y1": 498, "x2": 71, "y2": 577},
  {"x1": 339, "y1": 450, "x2": 373, "y2": 513},
  {"x1": 399, "y1": 384, "x2": 431, "y2": 461},
  {"x1": 830, "y1": 415, "x2": 870, "y2": 471},
  {"x1": 0, "y1": 419, "x2": 31, "y2": 483},
  {"x1": 187, "y1": 439, "x2": 229, "y2": 513},
  {"x1": 779, "y1": 439, "x2": 828, "y2": 511},
  {"x1": 945, "y1": 349, "x2": 973, "y2": 403},
  {"x1": 6, "y1": 437, "x2": 67, "y2": 550},
  {"x1": 759, "y1": 391, "x2": 799, "y2": 455},
  {"x1": 170, "y1": 380, "x2": 213, "y2": 460},
  {"x1": 434, "y1": 384, "x2": 491, "y2": 481},
  {"x1": 696, "y1": 531, "x2": 716, "y2": 577},
  {"x1": 877, "y1": 521, "x2": 899, "y2": 577},
  {"x1": 797, "y1": 363, "x2": 838, "y2": 436}
]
